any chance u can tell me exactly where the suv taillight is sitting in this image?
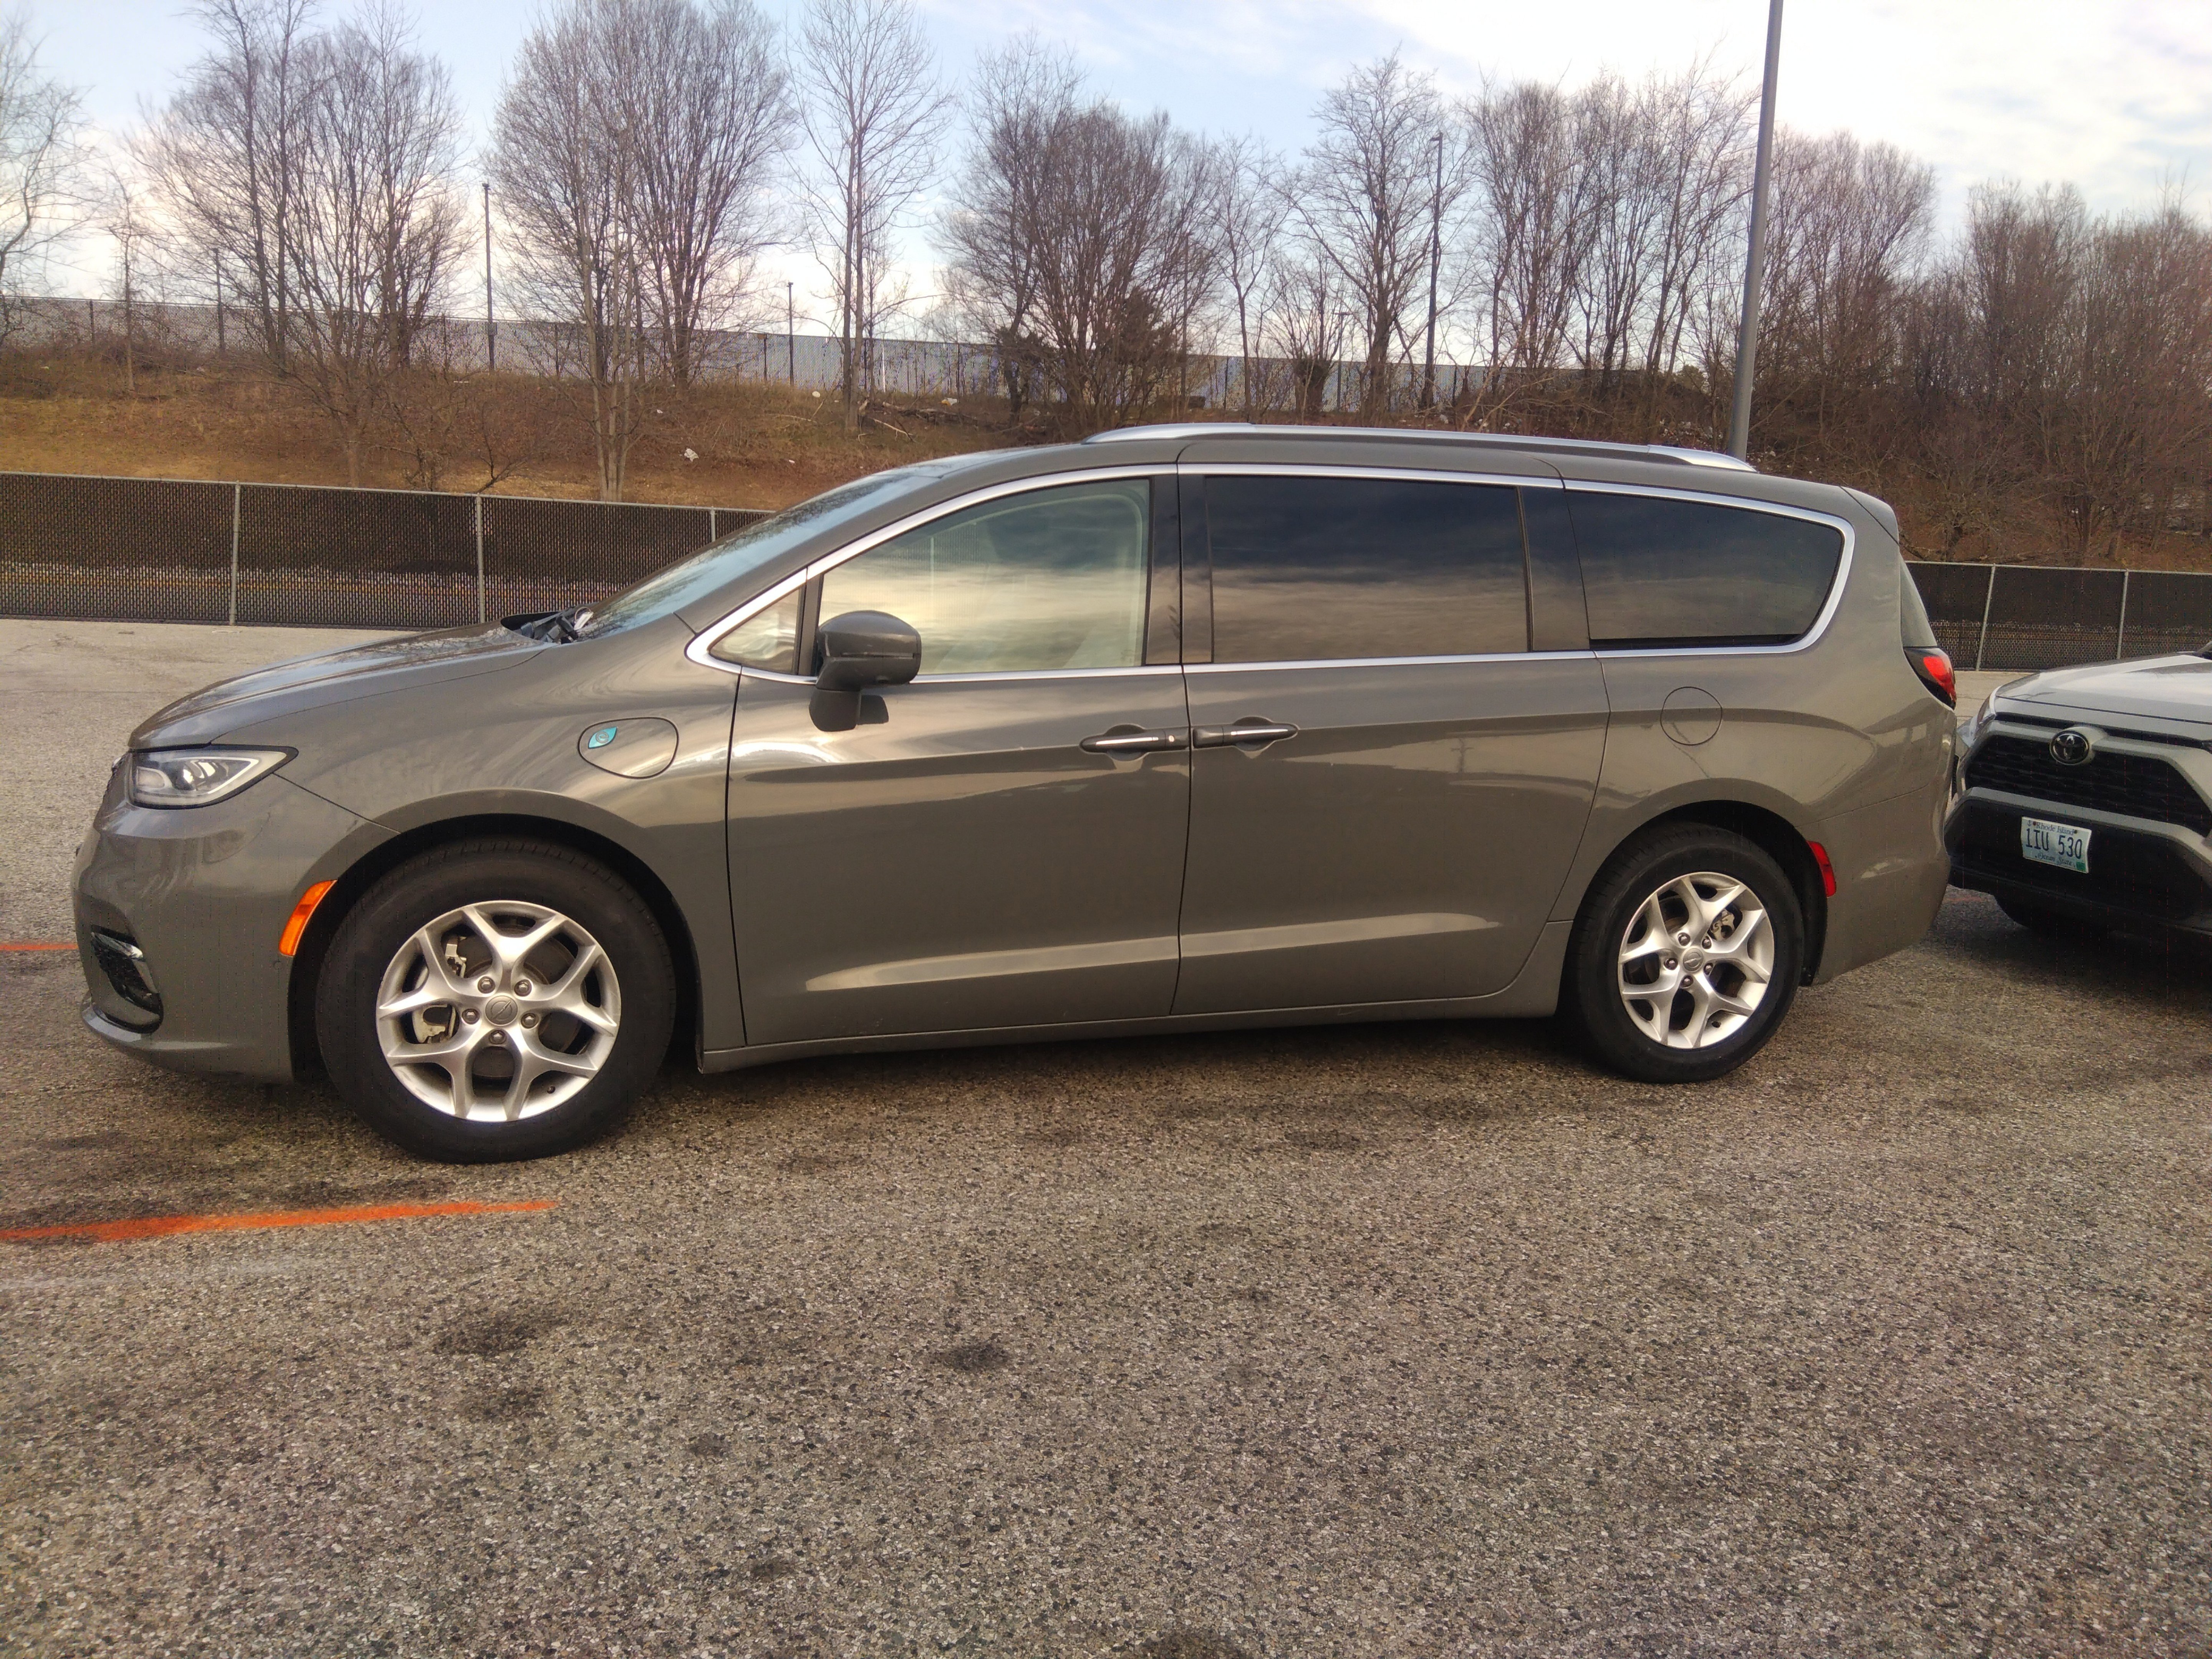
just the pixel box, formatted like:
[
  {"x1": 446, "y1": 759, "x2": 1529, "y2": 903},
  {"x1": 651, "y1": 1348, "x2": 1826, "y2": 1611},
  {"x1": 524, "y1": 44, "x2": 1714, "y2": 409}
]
[{"x1": 1908, "y1": 646, "x2": 1956, "y2": 707}]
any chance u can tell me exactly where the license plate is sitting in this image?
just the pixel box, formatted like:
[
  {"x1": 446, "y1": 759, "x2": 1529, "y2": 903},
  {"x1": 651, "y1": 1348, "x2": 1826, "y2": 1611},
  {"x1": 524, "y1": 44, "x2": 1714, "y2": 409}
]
[{"x1": 2020, "y1": 816, "x2": 2091, "y2": 874}]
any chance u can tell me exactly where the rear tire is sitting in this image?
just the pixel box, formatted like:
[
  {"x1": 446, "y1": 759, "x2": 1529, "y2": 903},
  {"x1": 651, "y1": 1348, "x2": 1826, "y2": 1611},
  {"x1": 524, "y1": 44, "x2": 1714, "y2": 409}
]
[
  {"x1": 315, "y1": 839, "x2": 674, "y2": 1161},
  {"x1": 1564, "y1": 824, "x2": 1805, "y2": 1084}
]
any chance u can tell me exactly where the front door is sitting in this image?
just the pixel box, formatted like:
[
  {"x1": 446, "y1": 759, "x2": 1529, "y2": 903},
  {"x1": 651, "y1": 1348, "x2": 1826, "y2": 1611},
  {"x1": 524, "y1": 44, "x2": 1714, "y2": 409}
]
[
  {"x1": 1173, "y1": 470, "x2": 1607, "y2": 1014},
  {"x1": 725, "y1": 475, "x2": 1192, "y2": 1046}
]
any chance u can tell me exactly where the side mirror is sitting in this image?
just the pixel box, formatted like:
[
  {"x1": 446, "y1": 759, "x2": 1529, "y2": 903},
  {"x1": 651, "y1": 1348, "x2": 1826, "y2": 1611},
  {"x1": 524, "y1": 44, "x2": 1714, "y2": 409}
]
[{"x1": 810, "y1": 609, "x2": 922, "y2": 732}]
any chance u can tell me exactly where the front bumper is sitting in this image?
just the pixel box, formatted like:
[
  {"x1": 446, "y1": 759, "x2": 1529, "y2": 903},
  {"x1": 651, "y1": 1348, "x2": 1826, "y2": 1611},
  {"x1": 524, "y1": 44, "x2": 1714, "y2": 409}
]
[
  {"x1": 1945, "y1": 792, "x2": 2212, "y2": 937},
  {"x1": 72, "y1": 767, "x2": 384, "y2": 1081}
]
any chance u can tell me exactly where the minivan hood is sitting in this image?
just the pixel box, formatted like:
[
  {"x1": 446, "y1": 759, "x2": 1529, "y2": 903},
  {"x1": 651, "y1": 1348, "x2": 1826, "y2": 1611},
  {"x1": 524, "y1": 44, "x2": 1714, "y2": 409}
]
[
  {"x1": 2005, "y1": 653, "x2": 2212, "y2": 727},
  {"x1": 131, "y1": 623, "x2": 545, "y2": 748}
]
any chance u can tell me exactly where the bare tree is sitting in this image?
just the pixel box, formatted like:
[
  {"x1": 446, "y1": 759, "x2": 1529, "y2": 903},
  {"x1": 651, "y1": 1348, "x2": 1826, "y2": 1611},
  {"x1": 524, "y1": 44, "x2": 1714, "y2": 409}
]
[
  {"x1": 386, "y1": 315, "x2": 555, "y2": 491},
  {"x1": 2065, "y1": 199, "x2": 2212, "y2": 551},
  {"x1": 495, "y1": 0, "x2": 654, "y2": 500},
  {"x1": 1626, "y1": 65, "x2": 1752, "y2": 434},
  {"x1": 1757, "y1": 129, "x2": 1934, "y2": 446},
  {"x1": 0, "y1": 10, "x2": 88, "y2": 345},
  {"x1": 1296, "y1": 54, "x2": 1449, "y2": 417},
  {"x1": 1264, "y1": 231, "x2": 1350, "y2": 420},
  {"x1": 940, "y1": 36, "x2": 1077, "y2": 426},
  {"x1": 611, "y1": 0, "x2": 792, "y2": 386},
  {"x1": 1210, "y1": 132, "x2": 1288, "y2": 419},
  {"x1": 277, "y1": 4, "x2": 466, "y2": 483},
  {"x1": 795, "y1": 0, "x2": 949, "y2": 432},
  {"x1": 136, "y1": 0, "x2": 319, "y2": 373},
  {"x1": 103, "y1": 169, "x2": 152, "y2": 392},
  {"x1": 496, "y1": 0, "x2": 793, "y2": 495},
  {"x1": 1459, "y1": 78, "x2": 1611, "y2": 430},
  {"x1": 945, "y1": 61, "x2": 1216, "y2": 436}
]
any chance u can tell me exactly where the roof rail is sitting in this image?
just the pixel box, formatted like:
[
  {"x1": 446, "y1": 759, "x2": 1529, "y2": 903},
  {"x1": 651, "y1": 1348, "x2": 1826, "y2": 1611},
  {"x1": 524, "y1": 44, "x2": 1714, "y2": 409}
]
[{"x1": 1082, "y1": 422, "x2": 1757, "y2": 473}]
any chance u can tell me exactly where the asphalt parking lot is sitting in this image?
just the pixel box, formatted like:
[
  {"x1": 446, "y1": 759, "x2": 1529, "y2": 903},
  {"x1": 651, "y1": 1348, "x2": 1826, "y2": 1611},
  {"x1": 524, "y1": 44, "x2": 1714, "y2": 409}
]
[{"x1": 3, "y1": 620, "x2": 2208, "y2": 1658}]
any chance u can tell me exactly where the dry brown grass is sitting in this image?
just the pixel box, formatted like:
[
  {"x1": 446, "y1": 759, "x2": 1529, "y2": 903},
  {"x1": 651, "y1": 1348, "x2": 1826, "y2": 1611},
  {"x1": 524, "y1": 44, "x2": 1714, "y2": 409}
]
[
  {"x1": 0, "y1": 350, "x2": 1012, "y2": 509},
  {"x1": 6, "y1": 347, "x2": 2210, "y2": 572}
]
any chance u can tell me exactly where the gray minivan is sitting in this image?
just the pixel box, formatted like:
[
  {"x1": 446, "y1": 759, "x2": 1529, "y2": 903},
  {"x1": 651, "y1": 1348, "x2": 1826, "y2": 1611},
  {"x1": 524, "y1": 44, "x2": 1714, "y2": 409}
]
[{"x1": 75, "y1": 426, "x2": 1957, "y2": 1159}]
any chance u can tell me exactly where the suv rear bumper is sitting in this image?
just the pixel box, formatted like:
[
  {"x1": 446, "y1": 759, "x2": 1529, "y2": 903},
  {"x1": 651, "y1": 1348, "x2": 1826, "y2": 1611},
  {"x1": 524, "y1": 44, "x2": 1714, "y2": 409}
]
[{"x1": 1946, "y1": 793, "x2": 2212, "y2": 937}]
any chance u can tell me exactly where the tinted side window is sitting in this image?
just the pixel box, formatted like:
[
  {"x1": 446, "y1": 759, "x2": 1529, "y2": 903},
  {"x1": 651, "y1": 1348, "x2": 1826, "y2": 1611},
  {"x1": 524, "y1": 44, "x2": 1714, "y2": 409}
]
[
  {"x1": 818, "y1": 480, "x2": 1150, "y2": 674},
  {"x1": 1205, "y1": 476, "x2": 1528, "y2": 663},
  {"x1": 1567, "y1": 491, "x2": 1844, "y2": 648}
]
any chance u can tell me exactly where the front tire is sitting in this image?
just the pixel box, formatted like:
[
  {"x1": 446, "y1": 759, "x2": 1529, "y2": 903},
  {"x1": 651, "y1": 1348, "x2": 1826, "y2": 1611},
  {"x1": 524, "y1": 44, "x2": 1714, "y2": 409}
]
[
  {"x1": 1564, "y1": 824, "x2": 1805, "y2": 1084},
  {"x1": 316, "y1": 839, "x2": 674, "y2": 1161}
]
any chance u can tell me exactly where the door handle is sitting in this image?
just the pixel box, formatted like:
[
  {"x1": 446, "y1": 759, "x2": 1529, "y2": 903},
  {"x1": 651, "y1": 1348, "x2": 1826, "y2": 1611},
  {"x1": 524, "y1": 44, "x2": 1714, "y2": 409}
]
[
  {"x1": 1193, "y1": 720, "x2": 1299, "y2": 749},
  {"x1": 1080, "y1": 727, "x2": 1189, "y2": 753}
]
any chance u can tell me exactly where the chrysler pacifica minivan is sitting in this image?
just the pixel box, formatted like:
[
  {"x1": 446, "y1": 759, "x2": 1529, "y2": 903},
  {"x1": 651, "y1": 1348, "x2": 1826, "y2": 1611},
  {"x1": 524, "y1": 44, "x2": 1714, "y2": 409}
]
[{"x1": 76, "y1": 426, "x2": 1957, "y2": 1159}]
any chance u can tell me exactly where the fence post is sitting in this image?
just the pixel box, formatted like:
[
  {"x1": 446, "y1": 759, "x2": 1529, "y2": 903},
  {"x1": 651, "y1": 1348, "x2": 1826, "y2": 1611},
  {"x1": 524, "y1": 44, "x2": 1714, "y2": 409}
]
[
  {"x1": 709, "y1": 507, "x2": 717, "y2": 541},
  {"x1": 228, "y1": 482, "x2": 240, "y2": 627},
  {"x1": 2114, "y1": 568, "x2": 2131, "y2": 661},
  {"x1": 474, "y1": 493, "x2": 486, "y2": 625},
  {"x1": 1973, "y1": 563, "x2": 1996, "y2": 672}
]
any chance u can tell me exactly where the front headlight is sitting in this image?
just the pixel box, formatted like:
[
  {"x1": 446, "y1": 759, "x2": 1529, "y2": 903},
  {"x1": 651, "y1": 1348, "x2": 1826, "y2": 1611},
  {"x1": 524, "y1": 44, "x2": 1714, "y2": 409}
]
[{"x1": 129, "y1": 748, "x2": 290, "y2": 808}]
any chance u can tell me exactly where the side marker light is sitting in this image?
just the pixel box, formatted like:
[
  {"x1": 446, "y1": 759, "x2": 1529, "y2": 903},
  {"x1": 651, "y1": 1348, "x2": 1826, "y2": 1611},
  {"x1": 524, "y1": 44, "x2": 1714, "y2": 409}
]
[
  {"x1": 278, "y1": 880, "x2": 336, "y2": 956},
  {"x1": 1806, "y1": 841, "x2": 1838, "y2": 897}
]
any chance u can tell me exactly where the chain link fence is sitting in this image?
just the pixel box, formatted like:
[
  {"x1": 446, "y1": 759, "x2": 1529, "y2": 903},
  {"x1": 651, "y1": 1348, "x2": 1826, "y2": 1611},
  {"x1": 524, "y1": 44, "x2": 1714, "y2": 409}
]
[
  {"x1": 0, "y1": 470, "x2": 769, "y2": 631},
  {"x1": 1907, "y1": 562, "x2": 2212, "y2": 671},
  {"x1": 5, "y1": 468, "x2": 2209, "y2": 669}
]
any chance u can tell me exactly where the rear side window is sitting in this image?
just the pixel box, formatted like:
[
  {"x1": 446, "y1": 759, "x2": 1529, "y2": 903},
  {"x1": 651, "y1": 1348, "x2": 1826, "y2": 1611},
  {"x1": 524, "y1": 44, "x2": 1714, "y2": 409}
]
[
  {"x1": 1204, "y1": 475, "x2": 1528, "y2": 662},
  {"x1": 1567, "y1": 491, "x2": 1844, "y2": 649}
]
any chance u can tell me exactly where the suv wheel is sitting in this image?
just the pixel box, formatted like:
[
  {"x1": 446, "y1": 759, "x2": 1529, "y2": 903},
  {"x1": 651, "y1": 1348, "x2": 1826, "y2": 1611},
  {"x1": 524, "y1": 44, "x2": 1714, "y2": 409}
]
[
  {"x1": 1565, "y1": 825, "x2": 1805, "y2": 1084},
  {"x1": 316, "y1": 839, "x2": 674, "y2": 1161}
]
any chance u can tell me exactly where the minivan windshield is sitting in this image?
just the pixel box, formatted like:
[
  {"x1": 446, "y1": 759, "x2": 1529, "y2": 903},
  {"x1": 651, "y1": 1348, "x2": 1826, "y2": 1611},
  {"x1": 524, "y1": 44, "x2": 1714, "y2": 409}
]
[{"x1": 574, "y1": 467, "x2": 932, "y2": 638}]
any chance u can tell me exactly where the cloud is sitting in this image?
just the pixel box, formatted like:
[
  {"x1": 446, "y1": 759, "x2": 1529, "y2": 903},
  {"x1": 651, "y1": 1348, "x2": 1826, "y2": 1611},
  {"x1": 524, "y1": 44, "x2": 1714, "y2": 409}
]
[{"x1": 1351, "y1": 0, "x2": 2212, "y2": 216}]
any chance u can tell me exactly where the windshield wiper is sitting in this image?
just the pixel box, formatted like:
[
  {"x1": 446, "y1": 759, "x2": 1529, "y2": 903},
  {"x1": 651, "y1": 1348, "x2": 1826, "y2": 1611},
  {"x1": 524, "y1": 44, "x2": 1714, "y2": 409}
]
[{"x1": 505, "y1": 606, "x2": 591, "y2": 643}]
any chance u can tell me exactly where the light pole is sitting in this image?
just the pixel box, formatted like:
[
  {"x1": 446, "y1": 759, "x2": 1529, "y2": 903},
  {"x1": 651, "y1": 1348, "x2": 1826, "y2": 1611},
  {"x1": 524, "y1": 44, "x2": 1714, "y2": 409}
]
[
  {"x1": 483, "y1": 181, "x2": 497, "y2": 374},
  {"x1": 786, "y1": 280, "x2": 795, "y2": 386},
  {"x1": 1728, "y1": 0, "x2": 1783, "y2": 461},
  {"x1": 1422, "y1": 130, "x2": 1443, "y2": 414}
]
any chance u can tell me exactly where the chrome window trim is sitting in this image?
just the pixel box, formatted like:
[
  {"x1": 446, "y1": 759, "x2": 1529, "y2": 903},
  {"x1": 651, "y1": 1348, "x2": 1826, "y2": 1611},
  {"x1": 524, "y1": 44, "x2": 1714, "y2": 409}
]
[
  {"x1": 1181, "y1": 461, "x2": 1562, "y2": 490},
  {"x1": 1088, "y1": 423, "x2": 1758, "y2": 472},
  {"x1": 685, "y1": 465, "x2": 1162, "y2": 680},
  {"x1": 1187, "y1": 649, "x2": 1596, "y2": 674},
  {"x1": 1560, "y1": 480, "x2": 1857, "y2": 659},
  {"x1": 735, "y1": 663, "x2": 1185, "y2": 688},
  {"x1": 685, "y1": 463, "x2": 1856, "y2": 678}
]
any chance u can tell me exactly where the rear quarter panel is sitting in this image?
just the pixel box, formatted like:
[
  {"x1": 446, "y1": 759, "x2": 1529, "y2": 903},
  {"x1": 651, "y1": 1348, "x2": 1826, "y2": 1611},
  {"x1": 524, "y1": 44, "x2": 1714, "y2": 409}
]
[{"x1": 1546, "y1": 463, "x2": 1953, "y2": 979}]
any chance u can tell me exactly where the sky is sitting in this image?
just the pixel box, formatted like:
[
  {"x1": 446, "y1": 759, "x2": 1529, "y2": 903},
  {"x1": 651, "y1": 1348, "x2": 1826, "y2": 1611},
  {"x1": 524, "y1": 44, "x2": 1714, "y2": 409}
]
[{"x1": 27, "y1": 0, "x2": 2212, "y2": 323}]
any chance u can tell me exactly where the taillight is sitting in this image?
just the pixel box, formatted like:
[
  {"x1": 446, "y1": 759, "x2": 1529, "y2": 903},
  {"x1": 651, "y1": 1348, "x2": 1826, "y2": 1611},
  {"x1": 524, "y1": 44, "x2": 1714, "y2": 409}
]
[{"x1": 1908, "y1": 646, "x2": 1956, "y2": 707}]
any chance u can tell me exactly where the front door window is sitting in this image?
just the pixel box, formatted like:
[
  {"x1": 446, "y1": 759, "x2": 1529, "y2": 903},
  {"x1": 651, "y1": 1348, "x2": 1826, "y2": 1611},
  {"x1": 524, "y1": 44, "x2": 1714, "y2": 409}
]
[{"x1": 817, "y1": 479, "x2": 1151, "y2": 674}]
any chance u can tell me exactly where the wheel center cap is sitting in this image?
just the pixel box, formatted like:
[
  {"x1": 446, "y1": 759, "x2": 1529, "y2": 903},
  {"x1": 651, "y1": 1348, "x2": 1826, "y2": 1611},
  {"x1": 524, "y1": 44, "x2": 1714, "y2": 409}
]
[
  {"x1": 1679, "y1": 950, "x2": 1706, "y2": 973},
  {"x1": 484, "y1": 994, "x2": 519, "y2": 1026}
]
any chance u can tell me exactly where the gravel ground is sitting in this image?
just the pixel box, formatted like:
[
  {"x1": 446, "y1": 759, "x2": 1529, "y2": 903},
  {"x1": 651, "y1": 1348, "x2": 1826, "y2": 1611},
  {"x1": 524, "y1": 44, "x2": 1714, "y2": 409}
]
[{"x1": 2, "y1": 626, "x2": 2207, "y2": 1658}]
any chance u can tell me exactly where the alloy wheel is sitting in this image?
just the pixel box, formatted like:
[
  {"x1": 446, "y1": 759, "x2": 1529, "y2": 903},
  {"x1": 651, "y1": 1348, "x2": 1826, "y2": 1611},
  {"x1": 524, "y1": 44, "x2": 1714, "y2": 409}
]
[
  {"x1": 1615, "y1": 871, "x2": 1775, "y2": 1049},
  {"x1": 374, "y1": 899, "x2": 621, "y2": 1121}
]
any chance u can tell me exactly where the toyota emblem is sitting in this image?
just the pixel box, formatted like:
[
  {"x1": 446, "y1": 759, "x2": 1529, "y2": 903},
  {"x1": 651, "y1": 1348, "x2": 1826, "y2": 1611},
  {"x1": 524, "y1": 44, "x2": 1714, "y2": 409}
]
[{"x1": 2050, "y1": 728, "x2": 2093, "y2": 766}]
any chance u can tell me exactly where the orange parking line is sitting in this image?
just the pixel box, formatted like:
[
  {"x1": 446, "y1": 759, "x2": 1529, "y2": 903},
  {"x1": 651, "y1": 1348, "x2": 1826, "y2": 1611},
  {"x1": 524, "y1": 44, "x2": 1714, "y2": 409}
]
[
  {"x1": 0, "y1": 1199, "x2": 556, "y2": 1244},
  {"x1": 1, "y1": 942, "x2": 75, "y2": 951}
]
